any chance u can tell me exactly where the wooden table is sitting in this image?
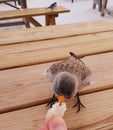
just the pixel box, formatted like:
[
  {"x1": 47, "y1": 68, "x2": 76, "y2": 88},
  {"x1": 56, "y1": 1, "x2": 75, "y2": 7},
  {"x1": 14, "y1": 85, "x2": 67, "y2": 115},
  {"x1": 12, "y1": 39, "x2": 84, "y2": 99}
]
[{"x1": 0, "y1": 19, "x2": 113, "y2": 129}]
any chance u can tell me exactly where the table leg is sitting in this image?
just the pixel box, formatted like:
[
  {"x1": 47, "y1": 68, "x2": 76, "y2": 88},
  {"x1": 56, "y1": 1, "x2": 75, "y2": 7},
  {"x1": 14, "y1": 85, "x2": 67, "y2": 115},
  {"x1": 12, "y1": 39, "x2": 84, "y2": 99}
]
[
  {"x1": 101, "y1": 0, "x2": 108, "y2": 16},
  {"x1": 19, "y1": 0, "x2": 27, "y2": 8},
  {"x1": 45, "y1": 15, "x2": 50, "y2": 26},
  {"x1": 45, "y1": 15, "x2": 57, "y2": 26},
  {"x1": 49, "y1": 15, "x2": 56, "y2": 25},
  {"x1": 19, "y1": 0, "x2": 30, "y2": 28}
]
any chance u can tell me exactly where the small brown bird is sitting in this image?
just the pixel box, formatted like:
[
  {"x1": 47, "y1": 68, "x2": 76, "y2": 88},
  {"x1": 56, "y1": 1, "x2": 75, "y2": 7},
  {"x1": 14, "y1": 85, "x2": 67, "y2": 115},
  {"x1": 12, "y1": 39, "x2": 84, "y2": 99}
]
[{"x1": 45, "y1": 52, "x2": 94, "y2": 112}]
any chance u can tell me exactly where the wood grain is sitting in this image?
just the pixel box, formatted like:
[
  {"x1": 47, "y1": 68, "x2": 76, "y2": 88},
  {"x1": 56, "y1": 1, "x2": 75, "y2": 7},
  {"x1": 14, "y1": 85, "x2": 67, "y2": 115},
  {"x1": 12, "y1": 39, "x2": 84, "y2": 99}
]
[
  {"x1": 0, "y1": 19, "x2": 113, "y2": 130},
  {"x1": 0, "y1": 6, "x2": 70, "y2": 20},
  {"x1": 0, "y1": 52, "x2": 113, "y2": 113},
  {"x1": 0, "y1": 89, "x2": 113, "y2": 130},
  {"x1": 0, "y1": 31, "x2": 113, "y2": 69},
  {"x1": 1, "y1": 19, "x2": 113, "y2": 45}
]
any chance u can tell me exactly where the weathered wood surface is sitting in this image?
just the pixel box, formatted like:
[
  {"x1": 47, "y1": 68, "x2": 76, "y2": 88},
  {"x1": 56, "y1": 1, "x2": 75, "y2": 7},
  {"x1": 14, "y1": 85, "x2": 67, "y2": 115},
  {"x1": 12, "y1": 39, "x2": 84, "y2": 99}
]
[
  {"x1": 1, "y1": 19, "x2": 113, "y2": 130},
  {"x1": 0, "y1": 31, "x2": 113, "y2": 70},
  {"x1": 0, "y1": 6, "x2": 70, "y2": 20},
  {"x1": 0, "y1": 89, "x2": 113, "y2": 130},
  {"x1": 0, "y1": 19, "x2": 113, "y2": 45},
  {"x1": 0, "y1": 52, "x2": 113, "y2": 113}
]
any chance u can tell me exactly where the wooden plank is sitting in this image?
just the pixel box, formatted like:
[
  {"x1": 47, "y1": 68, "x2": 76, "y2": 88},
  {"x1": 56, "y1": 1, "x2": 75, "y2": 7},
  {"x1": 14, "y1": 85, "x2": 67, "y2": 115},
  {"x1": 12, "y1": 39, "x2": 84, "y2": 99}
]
[
  {"x1": 0, "y1": 6, "x2": 70, "y2": 20},
  {"x1": 0, "y1": 31, "x2": 113, "y2": 69},
  {"x1": 0, "y1": 21, "x2": 25, "y2": 27},
  {"x1": 0, "y1": 52, "x2": 113, "y2": 113},
  {"x1": 0, "y1": 89, "x2": 113, "y2": 130},
  {"x1": 1, "y1": 19, "x2": 113, "y2": 45}
]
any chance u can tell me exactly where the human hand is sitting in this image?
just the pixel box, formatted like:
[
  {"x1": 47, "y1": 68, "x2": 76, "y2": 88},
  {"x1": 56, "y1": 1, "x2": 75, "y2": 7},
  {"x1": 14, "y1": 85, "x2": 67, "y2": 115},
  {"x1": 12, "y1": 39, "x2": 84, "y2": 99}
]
[{"x1": 39, "y1": 115, "x2": 67, "y2": 130}]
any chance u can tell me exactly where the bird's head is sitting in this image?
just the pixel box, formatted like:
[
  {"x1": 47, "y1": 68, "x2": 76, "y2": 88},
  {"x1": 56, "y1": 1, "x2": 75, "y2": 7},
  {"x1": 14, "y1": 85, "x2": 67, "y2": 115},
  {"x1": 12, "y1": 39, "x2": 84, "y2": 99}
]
[{"x1": 53, "y1": 72, "x2": 78, "y2": 99}]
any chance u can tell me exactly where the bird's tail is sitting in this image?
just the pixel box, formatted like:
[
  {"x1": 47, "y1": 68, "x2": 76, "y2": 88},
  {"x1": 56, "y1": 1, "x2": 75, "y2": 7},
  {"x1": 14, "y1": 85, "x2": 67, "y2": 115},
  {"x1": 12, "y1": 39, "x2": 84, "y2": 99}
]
[{"x1": 69, "y1": 52, "x2": 80, "y2": 60}]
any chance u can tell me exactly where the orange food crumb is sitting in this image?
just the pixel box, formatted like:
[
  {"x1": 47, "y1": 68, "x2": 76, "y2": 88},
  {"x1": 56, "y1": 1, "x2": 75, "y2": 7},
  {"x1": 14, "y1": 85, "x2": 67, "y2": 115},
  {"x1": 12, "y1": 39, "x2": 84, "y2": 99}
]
[{"x1": 58, "y1": 96, "x2": 65, "y2": 103}]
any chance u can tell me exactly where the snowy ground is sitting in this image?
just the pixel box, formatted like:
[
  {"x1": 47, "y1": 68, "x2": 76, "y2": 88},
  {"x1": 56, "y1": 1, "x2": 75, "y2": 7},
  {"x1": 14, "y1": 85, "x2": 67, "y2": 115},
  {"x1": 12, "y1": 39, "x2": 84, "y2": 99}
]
[{"x1": 0, "y1": 0, "x2": 113, "y2": 30}]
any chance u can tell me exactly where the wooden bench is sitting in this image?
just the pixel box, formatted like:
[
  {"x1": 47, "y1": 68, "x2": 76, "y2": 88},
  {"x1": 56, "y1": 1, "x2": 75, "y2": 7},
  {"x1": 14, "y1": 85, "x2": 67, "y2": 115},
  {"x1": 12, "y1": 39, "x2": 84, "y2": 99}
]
[
  {"x1": 0, "y1": 19, "x2": 113, "y2": 129},
  {"x1": 0, "y1": 6, "x2": 70, "y2": 28}
]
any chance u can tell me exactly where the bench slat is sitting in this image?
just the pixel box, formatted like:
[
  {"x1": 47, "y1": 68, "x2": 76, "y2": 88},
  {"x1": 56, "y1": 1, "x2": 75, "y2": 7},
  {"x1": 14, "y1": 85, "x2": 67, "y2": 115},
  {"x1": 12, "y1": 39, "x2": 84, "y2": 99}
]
[
  {"x1": 1, "y1": 19, "x2": 113, "y2": 45},
  {"x1": 0, "y1": 31, "x2": 113, "y2": 69},
  {"x1": 0, "y1": 6, "x2": 70, "y2": 20},
  {"x1": 0, "y1": 52, "x2": 113, "y2": 113},
  {"x1": 0, "y1": 89, "x2": 113, "y2": 129}
]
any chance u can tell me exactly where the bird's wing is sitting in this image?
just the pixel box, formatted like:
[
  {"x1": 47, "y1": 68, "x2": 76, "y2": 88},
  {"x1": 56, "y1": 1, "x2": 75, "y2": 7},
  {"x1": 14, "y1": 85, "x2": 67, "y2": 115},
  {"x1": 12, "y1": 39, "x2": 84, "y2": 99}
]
[
  {"x1": 69, "y1": 52, "x2": 93, "y2": 86},
  {"x1": 69, "y1": 52, "x2": 80, "y2": 60},
  {"x1": 45, "y1": 52, "x2": 92, "y2": 84}
]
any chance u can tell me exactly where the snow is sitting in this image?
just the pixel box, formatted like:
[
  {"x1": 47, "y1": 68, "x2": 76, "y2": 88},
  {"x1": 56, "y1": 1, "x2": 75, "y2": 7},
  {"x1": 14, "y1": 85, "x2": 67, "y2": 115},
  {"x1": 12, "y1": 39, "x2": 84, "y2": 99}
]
[{"x1": 0, "y1": 0, "x2": 113, "y2": 30}]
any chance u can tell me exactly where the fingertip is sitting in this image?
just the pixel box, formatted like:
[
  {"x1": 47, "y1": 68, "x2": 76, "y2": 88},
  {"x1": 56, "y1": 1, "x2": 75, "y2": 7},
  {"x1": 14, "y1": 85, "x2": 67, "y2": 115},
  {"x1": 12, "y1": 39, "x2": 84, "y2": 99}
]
[{"x1": 48, "y1": 116, "x2": 67, "y2": 130}]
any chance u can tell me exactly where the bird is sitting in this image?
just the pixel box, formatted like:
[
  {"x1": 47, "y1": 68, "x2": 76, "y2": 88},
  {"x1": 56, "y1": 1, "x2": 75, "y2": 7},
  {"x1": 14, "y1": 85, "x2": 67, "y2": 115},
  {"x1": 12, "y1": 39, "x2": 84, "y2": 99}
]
[
  {"x1": 48, "y1": 2, "x2": 57, "y2": 9},
  {"x1": 44, "y1": 52, "x2": 94, "y2": 112}
]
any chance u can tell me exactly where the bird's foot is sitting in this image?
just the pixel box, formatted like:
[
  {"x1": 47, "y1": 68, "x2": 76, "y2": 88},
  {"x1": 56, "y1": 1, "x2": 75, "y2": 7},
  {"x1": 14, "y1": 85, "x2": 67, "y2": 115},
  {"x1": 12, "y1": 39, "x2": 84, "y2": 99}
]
[
  {"x1": 73, "y1": 93, "x2": 86, "y2": 113},
  {"x1": 46, "y1": 94, "x2": 57, "y2": 108}
]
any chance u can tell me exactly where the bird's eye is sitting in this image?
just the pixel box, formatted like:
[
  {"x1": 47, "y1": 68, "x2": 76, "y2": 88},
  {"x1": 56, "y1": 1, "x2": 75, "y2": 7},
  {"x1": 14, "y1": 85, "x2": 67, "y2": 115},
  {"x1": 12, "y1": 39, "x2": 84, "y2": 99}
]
[{"x1": 55, "y1": 87, "x2": 59, "y2": 94}]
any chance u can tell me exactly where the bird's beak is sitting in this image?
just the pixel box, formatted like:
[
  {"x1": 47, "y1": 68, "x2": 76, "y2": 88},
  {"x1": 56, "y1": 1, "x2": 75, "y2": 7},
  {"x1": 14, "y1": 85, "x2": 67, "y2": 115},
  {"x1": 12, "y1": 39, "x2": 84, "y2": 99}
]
[{"x1": 58, "y1": 95, "x2": 66, "y2": 104}]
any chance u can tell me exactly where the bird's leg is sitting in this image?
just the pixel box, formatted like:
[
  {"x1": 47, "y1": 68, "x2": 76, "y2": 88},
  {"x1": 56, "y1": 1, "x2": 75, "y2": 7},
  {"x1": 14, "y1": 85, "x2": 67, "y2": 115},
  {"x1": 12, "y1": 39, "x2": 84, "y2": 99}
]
[
  {"x1": 73, "y1": 93, "x2": 86, "y2": 113},
  {"x1": 46, "y1": 93, "x2": 57, "y2": 108}
]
